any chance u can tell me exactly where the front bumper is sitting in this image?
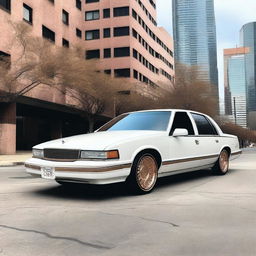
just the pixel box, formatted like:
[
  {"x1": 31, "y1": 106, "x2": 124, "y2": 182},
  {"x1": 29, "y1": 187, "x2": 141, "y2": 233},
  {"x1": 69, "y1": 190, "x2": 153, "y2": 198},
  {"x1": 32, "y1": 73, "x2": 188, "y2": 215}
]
[{"x1": 25, "y1": 158, "x2": 132, "y2": 185}]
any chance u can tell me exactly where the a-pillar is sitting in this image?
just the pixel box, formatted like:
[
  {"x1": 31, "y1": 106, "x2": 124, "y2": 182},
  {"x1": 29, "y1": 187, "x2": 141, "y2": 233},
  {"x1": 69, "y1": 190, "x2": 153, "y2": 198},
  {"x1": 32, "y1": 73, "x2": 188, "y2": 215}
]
[{"x1": 0, "y1": 103, "x2": 16, "y2": 154}]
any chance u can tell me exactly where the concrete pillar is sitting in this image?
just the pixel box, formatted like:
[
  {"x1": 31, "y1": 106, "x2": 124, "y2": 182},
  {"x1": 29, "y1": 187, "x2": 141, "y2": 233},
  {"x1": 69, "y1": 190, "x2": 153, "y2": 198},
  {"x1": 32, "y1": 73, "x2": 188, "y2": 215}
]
[{"x1": 0, "y1": 103, "x2": 16, "y2": 154}]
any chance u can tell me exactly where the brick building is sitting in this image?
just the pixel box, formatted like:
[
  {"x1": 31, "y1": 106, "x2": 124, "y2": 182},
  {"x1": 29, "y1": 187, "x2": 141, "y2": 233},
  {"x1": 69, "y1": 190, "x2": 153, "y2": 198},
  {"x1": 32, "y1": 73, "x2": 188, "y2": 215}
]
[{"x1": 0, "y1": 0, "x2": 174, "y2": 154}]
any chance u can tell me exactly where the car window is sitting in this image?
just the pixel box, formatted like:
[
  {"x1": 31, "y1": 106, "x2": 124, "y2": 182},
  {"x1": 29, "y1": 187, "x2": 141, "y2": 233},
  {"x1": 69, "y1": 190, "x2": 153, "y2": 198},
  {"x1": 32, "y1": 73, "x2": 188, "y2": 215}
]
[
  {"x1": 170, "y1": 112, "x2": 195, "y2": 135},
  {"x1": 191, "y1": 113, "x2": 218, "y2": 135},
  {"x1": 98, "y1": 111, "x2": 172, "y2": 131}
]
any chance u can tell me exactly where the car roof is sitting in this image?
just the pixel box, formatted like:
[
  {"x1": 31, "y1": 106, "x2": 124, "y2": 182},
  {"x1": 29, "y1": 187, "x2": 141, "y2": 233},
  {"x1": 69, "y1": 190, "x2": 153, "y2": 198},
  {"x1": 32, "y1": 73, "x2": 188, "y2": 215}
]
[{"x1": 126, "y1": 109, "x2": 206, "y2": 115}]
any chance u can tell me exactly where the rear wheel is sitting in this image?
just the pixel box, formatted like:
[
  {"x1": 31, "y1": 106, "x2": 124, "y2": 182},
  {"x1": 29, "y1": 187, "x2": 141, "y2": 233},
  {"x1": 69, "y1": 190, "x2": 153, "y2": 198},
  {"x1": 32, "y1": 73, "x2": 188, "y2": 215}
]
[
  {"x1": 127, "y1": 153, "x2": 158, "y2": 194},
  {"x1": 212, "y1": 149, "x2": 230, "y2": 175}
]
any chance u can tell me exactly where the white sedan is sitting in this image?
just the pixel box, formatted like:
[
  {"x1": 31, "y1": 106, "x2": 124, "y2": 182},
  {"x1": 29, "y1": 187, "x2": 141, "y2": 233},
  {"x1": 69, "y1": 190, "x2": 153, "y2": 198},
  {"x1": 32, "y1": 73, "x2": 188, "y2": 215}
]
[{"x1": 25, "y1": 110, "x2": 241, "y2": 194}]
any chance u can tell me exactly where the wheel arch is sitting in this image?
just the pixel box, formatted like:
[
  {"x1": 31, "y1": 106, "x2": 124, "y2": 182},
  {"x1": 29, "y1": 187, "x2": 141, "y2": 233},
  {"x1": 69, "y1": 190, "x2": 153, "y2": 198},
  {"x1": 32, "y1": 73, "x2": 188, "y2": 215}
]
[
  {"x1": 220, "y1": 146, "x2": 231, "y2": 157},
  {"x1": 131, "y1": 147, "x2": 162, "y2": 169}
]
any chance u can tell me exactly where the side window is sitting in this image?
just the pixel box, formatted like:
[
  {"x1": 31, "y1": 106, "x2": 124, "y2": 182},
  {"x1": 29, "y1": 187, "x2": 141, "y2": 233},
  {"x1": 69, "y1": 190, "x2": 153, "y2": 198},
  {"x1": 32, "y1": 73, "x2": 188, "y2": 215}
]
[
  {"x1": 191, "y1": 113, "x2": 218, "y2": 135},
  {"x1": 170, "y1": 112, "x2": 194, "y2": 135}
]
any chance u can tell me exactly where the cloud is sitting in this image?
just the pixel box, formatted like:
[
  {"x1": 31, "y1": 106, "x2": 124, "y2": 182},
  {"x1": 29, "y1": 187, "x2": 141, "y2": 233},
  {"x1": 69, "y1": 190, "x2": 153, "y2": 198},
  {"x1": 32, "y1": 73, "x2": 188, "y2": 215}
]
[
  {"x1": 215, "y1": 0, "x2": 256, "y2": 99},
  {"x1": 215, "y1": 0, "x2": 256, "y2": 46},
  {"x1": 157, "y1": 0, "x2": 256, "y2": 101}
]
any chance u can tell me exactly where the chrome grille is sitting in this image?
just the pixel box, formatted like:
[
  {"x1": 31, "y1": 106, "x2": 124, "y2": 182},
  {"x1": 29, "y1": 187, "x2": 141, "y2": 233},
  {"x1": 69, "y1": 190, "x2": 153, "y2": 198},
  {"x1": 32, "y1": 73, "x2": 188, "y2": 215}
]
[{"x1": 43, "y1": 149, "x2": 80, "y2": 161}]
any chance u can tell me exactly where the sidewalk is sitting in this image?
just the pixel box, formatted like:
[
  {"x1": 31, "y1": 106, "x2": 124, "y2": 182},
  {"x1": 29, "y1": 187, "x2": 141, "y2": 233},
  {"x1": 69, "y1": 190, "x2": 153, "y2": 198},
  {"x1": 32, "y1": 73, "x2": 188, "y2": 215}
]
[{"x1": 0, "y1": 151, "x2": 32, "y2": 167}]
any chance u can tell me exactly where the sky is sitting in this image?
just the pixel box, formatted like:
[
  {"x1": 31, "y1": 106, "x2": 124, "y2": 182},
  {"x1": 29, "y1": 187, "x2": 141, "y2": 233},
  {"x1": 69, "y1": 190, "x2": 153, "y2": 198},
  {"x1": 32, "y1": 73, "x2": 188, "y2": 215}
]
[{"x1": 156, "y1": 0, "x2": 256, "y2": 100}]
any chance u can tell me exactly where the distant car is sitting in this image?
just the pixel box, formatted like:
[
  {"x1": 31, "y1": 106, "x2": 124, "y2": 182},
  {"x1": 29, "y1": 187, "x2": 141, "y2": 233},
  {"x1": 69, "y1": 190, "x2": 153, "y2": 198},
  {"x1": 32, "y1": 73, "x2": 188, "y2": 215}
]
[{"x1": 25, "y1": 110, "x2": 241, "y2": 194}]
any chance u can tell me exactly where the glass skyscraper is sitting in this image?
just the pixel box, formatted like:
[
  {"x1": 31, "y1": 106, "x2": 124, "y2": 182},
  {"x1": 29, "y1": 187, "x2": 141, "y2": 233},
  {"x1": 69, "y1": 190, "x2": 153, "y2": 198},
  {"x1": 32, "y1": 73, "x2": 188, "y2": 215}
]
[
  {"x1": 240, "y1": 22, "x2": 256, "y2": 129},
  {"x1": 224, "y1": 47, "x2": 249, "y2": 128},
  {"x1": 240, "y1": 22, "x2": 256, "y2": 113},
  {"x1": 227, "y1": 55, "x2": 247, "y2": 127},
  {"x1": 172, "y1": 0, "x2": 218, "y2": 88}
]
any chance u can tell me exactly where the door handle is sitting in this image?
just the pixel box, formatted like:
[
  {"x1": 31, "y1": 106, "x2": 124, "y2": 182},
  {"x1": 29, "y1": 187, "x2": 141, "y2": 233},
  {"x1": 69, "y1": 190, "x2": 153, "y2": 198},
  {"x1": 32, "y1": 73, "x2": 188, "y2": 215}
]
[
  {"x1": 215, "y1": 140, "x2": 219, "y2": 143},
  {"x1": 195, "y1": 140, "x2": 200, "y2": 145}
]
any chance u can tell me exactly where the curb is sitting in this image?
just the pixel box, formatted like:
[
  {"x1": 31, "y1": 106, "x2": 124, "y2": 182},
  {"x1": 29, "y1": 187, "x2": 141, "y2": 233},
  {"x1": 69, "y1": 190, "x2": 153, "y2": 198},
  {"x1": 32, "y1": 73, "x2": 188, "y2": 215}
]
[{"x1": 0, "y1": 162, "x2": 25, "y2": 167}]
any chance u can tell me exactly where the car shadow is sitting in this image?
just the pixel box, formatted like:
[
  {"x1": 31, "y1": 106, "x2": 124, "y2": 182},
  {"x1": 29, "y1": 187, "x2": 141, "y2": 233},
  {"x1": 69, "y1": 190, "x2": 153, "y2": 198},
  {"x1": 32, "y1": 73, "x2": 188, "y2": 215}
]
[
  {"x1": 32, "y1": 182, "x2": 130, "y2": 201},
  {"x1": 31, "y1": 168, "x2": 238, "y2": 201}
]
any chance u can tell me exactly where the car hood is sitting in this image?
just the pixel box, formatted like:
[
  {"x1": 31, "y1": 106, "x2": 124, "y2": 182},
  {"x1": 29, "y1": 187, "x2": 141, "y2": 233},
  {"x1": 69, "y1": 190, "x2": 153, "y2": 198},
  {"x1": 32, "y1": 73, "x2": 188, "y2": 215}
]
[{"x1": 34, "y1": 130, "x2": 166, "y2": 150}]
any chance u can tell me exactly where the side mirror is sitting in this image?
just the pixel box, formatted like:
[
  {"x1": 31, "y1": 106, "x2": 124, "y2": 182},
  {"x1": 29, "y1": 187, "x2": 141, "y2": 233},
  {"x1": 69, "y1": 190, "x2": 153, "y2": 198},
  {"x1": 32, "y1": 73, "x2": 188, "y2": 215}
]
[{"x1": 172, "y1": 128, "x2": 189, "y2": 137}]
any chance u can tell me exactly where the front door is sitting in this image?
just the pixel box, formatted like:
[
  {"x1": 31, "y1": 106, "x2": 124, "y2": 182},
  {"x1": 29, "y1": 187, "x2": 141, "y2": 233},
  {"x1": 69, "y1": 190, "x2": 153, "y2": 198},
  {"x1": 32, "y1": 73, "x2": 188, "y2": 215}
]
[{"x1": 161, "y1": 111, "x2": 203, "y2": 174}]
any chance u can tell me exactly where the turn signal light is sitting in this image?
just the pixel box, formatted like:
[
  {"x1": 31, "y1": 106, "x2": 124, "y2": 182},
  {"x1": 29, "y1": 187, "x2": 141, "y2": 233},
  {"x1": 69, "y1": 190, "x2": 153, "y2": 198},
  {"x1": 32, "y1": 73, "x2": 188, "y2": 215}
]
[{"x1": 107, "y1": 150, "x2": 119, "y2": 159}]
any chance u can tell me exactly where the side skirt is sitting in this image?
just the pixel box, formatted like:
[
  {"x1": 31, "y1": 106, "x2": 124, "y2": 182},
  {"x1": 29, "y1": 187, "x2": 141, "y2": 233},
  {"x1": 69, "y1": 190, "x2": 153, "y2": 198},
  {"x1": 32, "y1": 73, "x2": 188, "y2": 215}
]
[{"x1": 158, "y1": 164, "x2": 214, "y2": 178}]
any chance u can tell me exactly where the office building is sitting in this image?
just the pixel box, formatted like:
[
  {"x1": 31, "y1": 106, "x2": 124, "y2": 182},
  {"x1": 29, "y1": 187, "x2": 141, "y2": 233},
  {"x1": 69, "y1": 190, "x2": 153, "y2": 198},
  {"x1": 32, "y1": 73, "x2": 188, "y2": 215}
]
[
  {"x1": 240, "y1": 22, "x2": 256, "y2": 129},
  {"x1": 224, "y1": 48, "x2": 248, "y2": 128},
  {"x1": 0, "y1": 0, "x2": 174, "y2": 154},
  {"x1": 172, "y1": 0, "x2": 218, "y2": 88}
]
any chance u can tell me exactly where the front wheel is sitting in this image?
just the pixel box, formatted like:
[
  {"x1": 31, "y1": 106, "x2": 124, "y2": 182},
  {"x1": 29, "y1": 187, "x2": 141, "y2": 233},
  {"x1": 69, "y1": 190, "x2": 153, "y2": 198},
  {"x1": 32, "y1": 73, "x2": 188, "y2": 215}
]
[
  {"x1": 212, "y1": 149, "x2": 230, "y2": 175},
  {"x1": 56, "y1": 180, "x2": 74, "y2": 186},
  {"x1": 126, "y1": 153, "x2": 158, "y2": 194}
]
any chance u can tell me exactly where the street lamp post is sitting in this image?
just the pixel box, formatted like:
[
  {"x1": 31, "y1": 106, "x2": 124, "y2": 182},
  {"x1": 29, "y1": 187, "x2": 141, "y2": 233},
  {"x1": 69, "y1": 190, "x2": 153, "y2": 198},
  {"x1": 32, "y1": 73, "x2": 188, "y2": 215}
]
[{"x1": 233, "y1": 97, "x2": 237, "y2": 125}]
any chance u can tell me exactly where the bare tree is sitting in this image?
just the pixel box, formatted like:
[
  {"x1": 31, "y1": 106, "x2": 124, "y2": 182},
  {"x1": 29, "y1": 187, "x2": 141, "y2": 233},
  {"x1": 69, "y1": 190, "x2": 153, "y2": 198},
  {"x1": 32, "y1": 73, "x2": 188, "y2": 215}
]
[
  {"x1": 157, "y1": 64, "x2": 219, "y2": 117},
  {"x1": 218, "y1": 121, "x2": 256, "y2": 144},
  {"x1": 63, "y1": 74, "x2": 131, "y2": 132},
  {"x1": 0, "y1": 22, "x2": 134, "y2": 132}
]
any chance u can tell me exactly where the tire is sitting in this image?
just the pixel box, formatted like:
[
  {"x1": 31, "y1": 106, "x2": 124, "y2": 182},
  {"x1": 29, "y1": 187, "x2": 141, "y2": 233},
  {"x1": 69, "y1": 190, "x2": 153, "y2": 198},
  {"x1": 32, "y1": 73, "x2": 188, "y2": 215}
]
[
  {"x1": 212, "y1": 149, "x2": 230, "y2": 175},
  {"x1": 56, "y1": 180, "x2": 73, "y2": 186},
  {"x1": 126, "y1": 153, "x2": 158, "y2": 194}
]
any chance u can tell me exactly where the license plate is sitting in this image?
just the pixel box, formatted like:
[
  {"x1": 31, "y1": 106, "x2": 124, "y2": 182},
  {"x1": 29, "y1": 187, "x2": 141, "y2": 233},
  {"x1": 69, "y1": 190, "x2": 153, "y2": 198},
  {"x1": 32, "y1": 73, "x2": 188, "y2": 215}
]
[{"x1": 41, "y1": 167, "x2": 55, "y2": 180}]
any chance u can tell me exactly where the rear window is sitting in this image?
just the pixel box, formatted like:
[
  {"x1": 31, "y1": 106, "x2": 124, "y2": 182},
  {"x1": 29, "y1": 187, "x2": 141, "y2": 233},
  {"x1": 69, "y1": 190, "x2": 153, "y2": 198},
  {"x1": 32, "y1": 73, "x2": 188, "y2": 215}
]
[{"x1": 191, "y1": 113, "x2": 218, "y2": 135}]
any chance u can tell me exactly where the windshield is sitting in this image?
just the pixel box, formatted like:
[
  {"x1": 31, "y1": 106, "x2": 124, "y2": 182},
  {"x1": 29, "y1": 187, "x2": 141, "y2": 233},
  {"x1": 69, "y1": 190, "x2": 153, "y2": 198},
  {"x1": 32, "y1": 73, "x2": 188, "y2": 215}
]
[{"x1": 98, "y1": 111, "x2": 172, "y2": 131}]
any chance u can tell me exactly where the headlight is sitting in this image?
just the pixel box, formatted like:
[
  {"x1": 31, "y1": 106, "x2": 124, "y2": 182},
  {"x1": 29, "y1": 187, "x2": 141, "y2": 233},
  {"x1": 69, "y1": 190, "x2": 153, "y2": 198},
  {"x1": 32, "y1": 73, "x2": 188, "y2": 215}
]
[
  {"x1": 80, "y1": 150, "x2": 119, "y2": 160},
  {"x1": 32, "y1": 149, "x2": 44, "y2": 159}
]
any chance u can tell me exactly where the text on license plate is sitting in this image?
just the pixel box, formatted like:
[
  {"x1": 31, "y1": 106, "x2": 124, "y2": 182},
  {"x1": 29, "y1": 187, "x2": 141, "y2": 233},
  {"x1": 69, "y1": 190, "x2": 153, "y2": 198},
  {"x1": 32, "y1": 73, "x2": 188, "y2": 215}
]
[{"x1": 41, "y1": 167, "x2": 55, "y2": 179}]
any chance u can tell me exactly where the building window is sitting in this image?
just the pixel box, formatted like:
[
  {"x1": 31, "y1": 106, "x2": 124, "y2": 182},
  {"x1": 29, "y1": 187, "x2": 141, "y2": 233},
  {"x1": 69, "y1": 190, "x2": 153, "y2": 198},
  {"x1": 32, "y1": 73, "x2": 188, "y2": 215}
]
[
  {"x1": 133, "y1": 49, "x2": 138, "y2": 59},
  {"x1": 62, "y1": 38, "x2": 69, "y2": 48},
  {"x1": 103, "y1": 28, "x2": 110, "y2": 38},
  {"x1": 114, "y1": 47, "x2": 130, "y2": 57},
  {"x1": 86, "y1": 49, "x2": 100, "y2": 59},
  {"x1": 48, "y1": 0, "x2": 54, "y2": 3},
  {"x1": 23, "y1": 4, "x2": 32, "y2": 24},
  {"x1": 85, "y1": 10, "x2": 99, "y2": 20},
  {"x1": 85, "y1": 30, "x2": 100, "y2": 40},
  {"x1": 76, "y1": 28, "x2": 82, "y2": 38},
  {"x1": 114, "y1": 68, "x2": 130, "y2": 78},
  {"x1": 133, "y1": 70, "x2": 138, "y2": 79},
  {"x1": 103, "y1": 8, "x2": 110, "y2": 18},
  {"x1": 132, "y1": 29, "x2": 138, "y2": 39},
  {"x1": 149, "y1": 0, "x2": 156, "y2": 9},
  {"x1": 114, "y1": 26, "x2": 129, "y2": 37},
  {"x1": 85, "y1": 0, "x2": 99, "y2": 3},
  {"x1": 42, "y1": 25, "x2": 55, "y2": 42},
  {"x1": 0, "y1": 51, "x2": 11, "y2": 69},
  {"x1": 104, "y1": 69, "x2": 111, "y2": 75},
  {"x1": 104, "y1": 48, "x2": 111, "y2": 58},
  {"x1": 76, "y1": 0, "x2": 81, "y2": 10},
  {"x1": 132, "y1": 9, "x2": 137, "y2": 19},
  {"x1": 62, "y1": 10, "x2": 69, "y2": 25},
  {"x1": 113, "y1": 6, "x2": 129, "y2": 17},
  {"x1": 0, "y1": 0, "x2": 10, "y2": 11}
]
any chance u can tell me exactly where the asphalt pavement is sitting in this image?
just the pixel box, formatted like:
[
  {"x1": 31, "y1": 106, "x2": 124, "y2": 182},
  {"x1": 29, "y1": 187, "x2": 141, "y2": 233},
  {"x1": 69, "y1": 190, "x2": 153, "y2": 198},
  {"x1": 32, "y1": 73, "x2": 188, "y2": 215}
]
[{"x1": 0, "y1": 148, "x2": 256, "y2": 256}]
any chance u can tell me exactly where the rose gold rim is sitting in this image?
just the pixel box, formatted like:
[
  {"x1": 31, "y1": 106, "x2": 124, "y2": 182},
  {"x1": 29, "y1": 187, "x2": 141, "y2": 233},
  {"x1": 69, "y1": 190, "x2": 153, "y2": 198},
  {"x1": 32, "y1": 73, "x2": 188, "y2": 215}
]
[
  {"x1": 219, "y1": 150, "x2": 229, "y2": 173},
  {"x1": 136, "y1": 155, "x2": 158, "y2": 191}
]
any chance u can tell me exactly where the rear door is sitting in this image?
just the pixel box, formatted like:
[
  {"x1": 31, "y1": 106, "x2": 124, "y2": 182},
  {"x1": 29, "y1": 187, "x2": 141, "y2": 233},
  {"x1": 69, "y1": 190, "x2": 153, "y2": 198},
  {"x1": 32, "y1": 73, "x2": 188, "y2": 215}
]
[{"x1": 190, "y1": 113, "x2": 221, "y2": 166}]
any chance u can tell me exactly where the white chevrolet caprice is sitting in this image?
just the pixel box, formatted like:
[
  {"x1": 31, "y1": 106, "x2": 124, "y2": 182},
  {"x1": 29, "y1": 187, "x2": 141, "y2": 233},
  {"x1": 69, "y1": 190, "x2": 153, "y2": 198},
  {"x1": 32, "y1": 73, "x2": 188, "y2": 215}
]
[{"x1": 25, "y1": 110, "x2": 241, "y2": 194}]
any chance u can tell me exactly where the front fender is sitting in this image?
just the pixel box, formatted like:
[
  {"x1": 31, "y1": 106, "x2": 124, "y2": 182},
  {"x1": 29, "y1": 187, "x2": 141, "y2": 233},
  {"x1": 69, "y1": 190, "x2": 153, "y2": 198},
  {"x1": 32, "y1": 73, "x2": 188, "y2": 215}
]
[{"x1": 130, "y1": 145, "x2": 162, "y2": 164}]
